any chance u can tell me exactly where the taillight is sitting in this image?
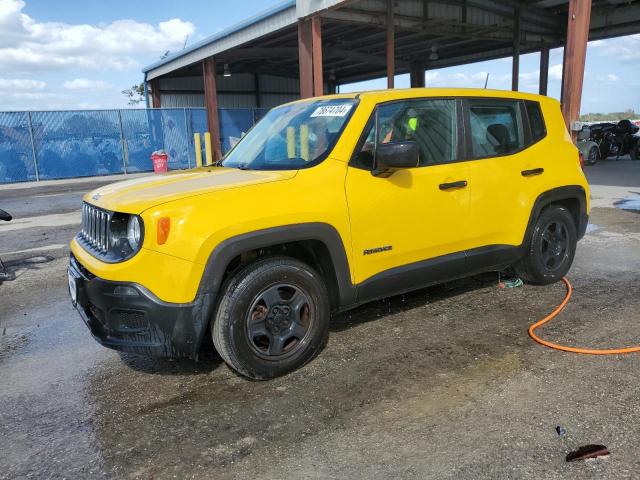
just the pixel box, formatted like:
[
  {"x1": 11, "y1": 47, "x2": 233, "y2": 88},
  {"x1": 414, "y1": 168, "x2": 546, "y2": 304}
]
[{"x1": 578, "y1": 151, "x2": 585, "y2": 169}]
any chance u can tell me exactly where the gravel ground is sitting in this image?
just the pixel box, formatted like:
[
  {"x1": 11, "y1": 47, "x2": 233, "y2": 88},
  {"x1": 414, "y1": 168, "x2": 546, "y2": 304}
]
[{"x1": 0, "y1": 160, "x2": 638, "y2": 479}]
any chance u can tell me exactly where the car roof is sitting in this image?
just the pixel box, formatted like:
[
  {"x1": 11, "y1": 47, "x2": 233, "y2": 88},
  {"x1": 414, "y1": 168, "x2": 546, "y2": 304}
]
[
  {"x1": 356, "y1": 88, "x2": 549, "y2": 102},
  {"x1": 283, "y1": 88, "x2": 556, "y2": 108}
]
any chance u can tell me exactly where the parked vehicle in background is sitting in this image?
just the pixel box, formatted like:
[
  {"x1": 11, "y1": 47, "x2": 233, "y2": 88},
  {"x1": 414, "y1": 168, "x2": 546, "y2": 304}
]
[
  {"x1": 586, "y1": 119, "x2": 640, "y2": 161},
  {"x1": 577, "y1": 125, "x2": 600, "y2": 165},
  {"x1": 577, "y1": 126, "x2": 600, "y2": 166},
  {"x1": 68, "y1": 89, "x2": 590, "y2": 380}
]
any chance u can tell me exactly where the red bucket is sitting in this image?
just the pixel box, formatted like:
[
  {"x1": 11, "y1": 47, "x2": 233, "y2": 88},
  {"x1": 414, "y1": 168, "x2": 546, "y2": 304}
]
[{"x1": 151, "y1": 151, "x2": 168, "y2": 174}]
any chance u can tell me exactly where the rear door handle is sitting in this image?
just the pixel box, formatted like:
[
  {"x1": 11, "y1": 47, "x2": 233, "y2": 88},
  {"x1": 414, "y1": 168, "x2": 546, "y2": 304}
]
[
  {"x1": 439, "y1": 180, "x2": 468, "y2": 190},
  {"x1": 521, "y1": 168, "x2": 544, "y2": 177}
]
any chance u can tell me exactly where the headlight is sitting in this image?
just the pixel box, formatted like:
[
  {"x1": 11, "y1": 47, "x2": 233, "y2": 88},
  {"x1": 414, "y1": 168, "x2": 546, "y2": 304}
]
[{"x1": 127, "y1": 215, "x2": 141, "y2": 250}]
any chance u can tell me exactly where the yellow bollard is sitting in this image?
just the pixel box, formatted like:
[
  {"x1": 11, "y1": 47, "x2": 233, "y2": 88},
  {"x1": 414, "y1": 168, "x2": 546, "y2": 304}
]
[
  {"x1": 286, "y1": 126, "x2": 295, "y2": 159},
  {"x1": 300, "y1": 124, "x2": 309, "y2": 161},
  {"x1": 204, "y1": 132, "x2": 213, "y2": 166},
  {"x1": 194, "y1": 133, "x2": 202, "y2": 168}
]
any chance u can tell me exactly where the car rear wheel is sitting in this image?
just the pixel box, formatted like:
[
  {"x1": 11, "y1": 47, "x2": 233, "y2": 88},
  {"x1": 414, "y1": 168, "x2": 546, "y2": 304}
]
[
  {"x1": 515, "y1": 205, "x2": 577, "y2": 285},
  {"x1": 212, "y1": 256, "x2": 330, "y2": 379},
  {"x1": 586, "y1": 145, "x2": 599, "y2": 165}
]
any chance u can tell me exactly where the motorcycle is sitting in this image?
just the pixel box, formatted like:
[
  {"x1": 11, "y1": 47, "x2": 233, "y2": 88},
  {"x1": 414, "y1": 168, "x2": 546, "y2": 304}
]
[{"x1": 588, "y1": 119, "x2": 640, "y2": 162}]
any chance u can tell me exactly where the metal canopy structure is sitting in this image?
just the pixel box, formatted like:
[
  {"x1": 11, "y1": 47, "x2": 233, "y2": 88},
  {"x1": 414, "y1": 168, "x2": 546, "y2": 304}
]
[{"x1": 143, "y1": 0, "x2": 640, "y2": 160}]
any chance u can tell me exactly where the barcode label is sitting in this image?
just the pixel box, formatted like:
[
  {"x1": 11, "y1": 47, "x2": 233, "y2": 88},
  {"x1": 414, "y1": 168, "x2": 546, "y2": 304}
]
[{"x1": 310, "y1": 104, "x2": 353, "y2": 117}]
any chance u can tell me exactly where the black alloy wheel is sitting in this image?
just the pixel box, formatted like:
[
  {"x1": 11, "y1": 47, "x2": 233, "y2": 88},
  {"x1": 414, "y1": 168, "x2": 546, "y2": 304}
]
[
  {"x1": 539, "y1": 221, "x2": 570, "y2": 273},
  {"x1": 245, "y1": 283, "x2": 314, "y2": 359}
]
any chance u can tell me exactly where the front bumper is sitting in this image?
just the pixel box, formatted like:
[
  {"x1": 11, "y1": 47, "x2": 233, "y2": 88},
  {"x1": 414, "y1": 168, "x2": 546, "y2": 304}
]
[{"x1": 68, "y1": 254, "x2": 215, "y2": 358}]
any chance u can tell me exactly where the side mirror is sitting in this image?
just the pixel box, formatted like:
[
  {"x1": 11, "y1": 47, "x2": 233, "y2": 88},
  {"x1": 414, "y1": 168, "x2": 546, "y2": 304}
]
[
  {"x1": 0, "y1": 209, "x2": 11, "y2": 222},
  {"x1": 372, "y1": 141, "x2": 419, "y2": 177}
]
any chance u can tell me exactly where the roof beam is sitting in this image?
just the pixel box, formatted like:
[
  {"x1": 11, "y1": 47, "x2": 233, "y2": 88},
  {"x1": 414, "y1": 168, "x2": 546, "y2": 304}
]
[
  {"x1": 325, "y1": 47, "x2": 410, "y2": 68},
  {"x1": 589, "y1": 2, "x2": 640, "y2": 39},
  {"x1": 323, "y1": 8, "x2": 560, "y2": 44}
]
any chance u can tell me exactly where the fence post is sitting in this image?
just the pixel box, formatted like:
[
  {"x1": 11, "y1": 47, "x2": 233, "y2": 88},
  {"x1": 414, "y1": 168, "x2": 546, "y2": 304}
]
[
  {"x1": 117, "y1": 110, "x2": 128, "y2": 174},
  {"x1": 184, "y1": 108, "x2": 192, "y2": 169},
  {"x1": 27, "y1": 112, "x2": 40, "y2": 182}
]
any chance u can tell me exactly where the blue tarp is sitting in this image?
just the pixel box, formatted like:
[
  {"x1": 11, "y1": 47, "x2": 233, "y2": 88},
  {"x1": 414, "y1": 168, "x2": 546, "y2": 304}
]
[{"x1": 0, "y1": 107, "x2": 266, "y2": 184}]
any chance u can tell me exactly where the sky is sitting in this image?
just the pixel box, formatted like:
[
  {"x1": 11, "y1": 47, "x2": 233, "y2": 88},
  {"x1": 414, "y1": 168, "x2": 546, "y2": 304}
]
[{"x1": 0, "y1": 0, "x2": 638, "y2": 113}]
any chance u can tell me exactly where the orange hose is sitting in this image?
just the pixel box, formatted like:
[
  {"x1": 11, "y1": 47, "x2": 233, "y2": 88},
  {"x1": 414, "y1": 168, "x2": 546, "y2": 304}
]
[{"x1": 529, "y1": 277, "x2": 640, "y2": 354}]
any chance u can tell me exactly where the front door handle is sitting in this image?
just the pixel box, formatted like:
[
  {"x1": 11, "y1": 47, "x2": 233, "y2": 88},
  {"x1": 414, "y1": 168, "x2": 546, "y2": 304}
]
[
  {"x1": 521, "y1": 168, "x2": 544, "y2": 177},
  {"x1": 439, "y1": 180, "x2": 468, "y2": 190}
]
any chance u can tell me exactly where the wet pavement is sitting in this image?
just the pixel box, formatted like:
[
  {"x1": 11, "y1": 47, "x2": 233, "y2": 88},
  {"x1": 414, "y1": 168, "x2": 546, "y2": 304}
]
[{"x1": 1, "y1": 162, "x2": 639, "y2": 479}]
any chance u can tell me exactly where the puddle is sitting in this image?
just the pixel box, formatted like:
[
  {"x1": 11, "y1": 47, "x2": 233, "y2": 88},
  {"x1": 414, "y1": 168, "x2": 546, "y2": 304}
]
[
  {"x1": 614, "y1": 194, "x2": 640, "y2": 212},
  {"x1": 585, "y1": 223, "x2": 600, "y2": 234}
]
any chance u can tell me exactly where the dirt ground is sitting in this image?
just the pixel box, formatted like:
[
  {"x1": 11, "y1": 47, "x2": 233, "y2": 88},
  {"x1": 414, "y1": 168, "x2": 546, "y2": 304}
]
[{"x1": 1, "y1": 161, "x2": 639, "y2": 479}]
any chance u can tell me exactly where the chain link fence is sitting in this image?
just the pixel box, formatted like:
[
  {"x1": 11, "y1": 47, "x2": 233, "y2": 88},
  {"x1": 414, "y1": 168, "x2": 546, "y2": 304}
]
[{"x1": 0, "y1": 107, "x2": 268, "y2": 184}]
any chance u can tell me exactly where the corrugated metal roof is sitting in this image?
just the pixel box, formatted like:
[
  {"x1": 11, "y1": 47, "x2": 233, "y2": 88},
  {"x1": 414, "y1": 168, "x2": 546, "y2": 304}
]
[
  {"x1": 145, "y1": 0, "x2": 640, "y2": 87},
  {"x1": 143, "y1": 0, "x2": 297, "y2": 79}
]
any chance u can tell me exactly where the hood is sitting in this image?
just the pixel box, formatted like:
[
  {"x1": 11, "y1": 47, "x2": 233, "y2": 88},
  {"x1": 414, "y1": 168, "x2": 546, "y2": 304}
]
[{"x1": 85, "y1": 167, "x2": 297, "y2": 213}]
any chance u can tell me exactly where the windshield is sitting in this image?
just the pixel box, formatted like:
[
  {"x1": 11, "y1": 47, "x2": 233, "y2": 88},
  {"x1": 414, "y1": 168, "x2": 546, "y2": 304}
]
[{"x1": 221, "y1": 98, "x2": 357, "y2": 170}]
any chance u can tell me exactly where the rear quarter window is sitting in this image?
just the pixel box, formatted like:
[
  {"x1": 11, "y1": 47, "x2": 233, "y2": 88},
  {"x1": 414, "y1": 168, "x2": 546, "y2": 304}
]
[{"x1": 525, "y1": 100, "x2": 546, "y2": 143}]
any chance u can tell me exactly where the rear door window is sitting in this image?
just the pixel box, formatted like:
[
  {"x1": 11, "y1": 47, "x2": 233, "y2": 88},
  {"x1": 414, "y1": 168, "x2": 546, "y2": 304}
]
[{"x1": 467, "y1": 99, "x2": 524, "y2": 158}]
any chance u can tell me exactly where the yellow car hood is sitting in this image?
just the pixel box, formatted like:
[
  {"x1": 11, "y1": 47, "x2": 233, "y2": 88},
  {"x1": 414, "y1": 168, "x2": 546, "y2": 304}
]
[{"x1": 84, "y1": 167, "x2": 297, "y2": 214}]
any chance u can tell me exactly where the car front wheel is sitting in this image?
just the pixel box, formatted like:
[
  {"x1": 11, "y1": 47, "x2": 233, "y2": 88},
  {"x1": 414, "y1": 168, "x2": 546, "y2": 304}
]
[
  {"x1": 212, "y1": 256, "x2": 330, "y2": 379},
  {"x1": 515, "y1": 205, "x2": 577, "y2": 285}
]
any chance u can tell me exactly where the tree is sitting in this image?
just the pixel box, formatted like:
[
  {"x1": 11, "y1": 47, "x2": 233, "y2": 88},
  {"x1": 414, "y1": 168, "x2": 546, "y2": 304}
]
[
  {"x1": 122, "y1": 83, "x2": 145, "y2": 106},
  {"x1": 580, "y1": 110, "x2": 638, "y2": 122}
]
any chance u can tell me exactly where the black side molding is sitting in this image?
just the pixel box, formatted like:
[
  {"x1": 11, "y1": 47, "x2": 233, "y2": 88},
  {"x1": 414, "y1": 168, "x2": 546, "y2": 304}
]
[{"x1": 356, "y1": 251, "x2": 466, "y2": 305}]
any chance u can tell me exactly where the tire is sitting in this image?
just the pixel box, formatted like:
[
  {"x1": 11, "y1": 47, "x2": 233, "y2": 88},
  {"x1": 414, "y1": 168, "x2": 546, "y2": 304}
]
[
  {"x1": 212, "y1": 256, "x2": 330, "y2": 380},
  {"x1": 631, "y1": 143, "x2": 640, "y2": 161},
  {"x1": 598, "y1": 144, "x2": 609, "y2": 160},
  {"x1": 585, "y1": 145, "x2": 599, "y2": 165},
  {"x1": 515, "y1": 205, "x2": 577, "y2": 285}
]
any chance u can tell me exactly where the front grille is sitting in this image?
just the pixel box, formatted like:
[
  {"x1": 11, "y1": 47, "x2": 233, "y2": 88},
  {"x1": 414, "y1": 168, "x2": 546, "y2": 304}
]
[{"x1": 80, "y1": 203, "x2": 112, "y2": 253}]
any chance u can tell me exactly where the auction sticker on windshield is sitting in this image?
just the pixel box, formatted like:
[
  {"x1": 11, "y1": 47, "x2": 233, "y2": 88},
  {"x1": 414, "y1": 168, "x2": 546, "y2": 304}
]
[{"x1": 310, "y1": 104, "x2": 352, "y2": 117}]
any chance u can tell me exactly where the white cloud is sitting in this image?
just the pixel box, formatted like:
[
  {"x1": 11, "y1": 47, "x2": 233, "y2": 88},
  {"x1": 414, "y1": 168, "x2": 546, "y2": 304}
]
[
  {"x1": 0, "y1": 77, "x2": 45, "y2": 90},
  {"x1": 63, "y1": 78, "x2": 112, "y2": 90},
  {"x1": 0, "y1": 0, "x2": 195, "y2": 74},
  {"x1": 593, "y1": 34, "x2": 640, "y2": 61},
  {"x1": 607, "y1": 74, "x2": 619, "y2": 82},
  {"x1": 549, "y1": 64, "x2": 563, "y2": 81},
  {"x1": 424, "y1": 71, "x2": 492, "y2": 88}
]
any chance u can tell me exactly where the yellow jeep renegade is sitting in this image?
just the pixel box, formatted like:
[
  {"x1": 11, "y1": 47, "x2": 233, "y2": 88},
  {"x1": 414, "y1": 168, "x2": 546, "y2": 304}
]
[{"x1": 68, "y1": 88, "x2": 589, "y2": 379}]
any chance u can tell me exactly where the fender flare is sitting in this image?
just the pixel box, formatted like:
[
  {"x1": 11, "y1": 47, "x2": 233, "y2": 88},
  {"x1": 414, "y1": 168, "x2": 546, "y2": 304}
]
[
  {"x1": 523, "y1": 185, "x2": 588, "y2": 245},
  {"x1": 197, "y1": 222, "x2": 357, "y2": 308}
]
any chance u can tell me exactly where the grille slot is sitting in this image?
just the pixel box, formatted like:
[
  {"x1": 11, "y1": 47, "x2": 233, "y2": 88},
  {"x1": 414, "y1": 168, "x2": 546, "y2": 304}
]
[{"x1": 80, "y1": 203, "x2": 111, "y2": 253}]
